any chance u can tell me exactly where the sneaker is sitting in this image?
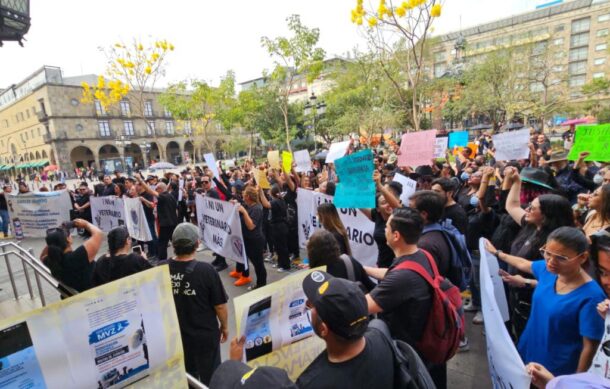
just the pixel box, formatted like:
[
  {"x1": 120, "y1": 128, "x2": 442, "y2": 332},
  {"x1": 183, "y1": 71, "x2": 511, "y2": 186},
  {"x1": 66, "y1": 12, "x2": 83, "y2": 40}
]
[
  {"x1": 234, "y1": 276, "x2": 252, "y2": 287},
  {"x1": 264, "y1": 254, "x2": 274, "y2": 263},
  {"x1": 229, "y1": 270, "x2": 242, "y2": 279},
  {"x1": 472, "y1": 311, "x2": 484, "y2": 325},
  {"x1": 277, "y1": 267, "x2": 291, "y2": 273},
  {"x1": 214, "y1": 262, "x2": 228, "y2": 272},
  {"x1": 463, "y1": 301, "x2": 479, "y2": 312},
  {"x1": 458, "y1": 338, "x2": 470, "y2": 352},
  {"x1": 196, "y1": 246, "x2": 205, "y2": 252},
  {"x1": 272, "y1": 263, "x2": 278, "y2": 268}
]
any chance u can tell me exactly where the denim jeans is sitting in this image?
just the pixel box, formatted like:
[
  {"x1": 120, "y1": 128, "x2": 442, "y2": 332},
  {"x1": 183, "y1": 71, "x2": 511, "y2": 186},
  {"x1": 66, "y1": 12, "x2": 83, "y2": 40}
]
[{"x1": 0, "y1": 209, "x2": 10, "y2": 235}]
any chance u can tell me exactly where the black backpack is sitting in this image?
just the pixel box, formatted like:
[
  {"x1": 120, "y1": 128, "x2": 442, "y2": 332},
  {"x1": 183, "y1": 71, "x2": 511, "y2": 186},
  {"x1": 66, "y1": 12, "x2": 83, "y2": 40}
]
[{"x1": 368, "y1": 319, "x2": 436, "y2": 389}]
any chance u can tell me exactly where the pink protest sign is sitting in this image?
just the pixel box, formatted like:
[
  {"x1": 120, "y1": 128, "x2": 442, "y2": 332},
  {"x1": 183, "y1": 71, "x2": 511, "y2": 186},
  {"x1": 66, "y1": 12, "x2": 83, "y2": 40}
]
[{"x1": 398, "y1": 129, "x2": 437, "y2": 167}]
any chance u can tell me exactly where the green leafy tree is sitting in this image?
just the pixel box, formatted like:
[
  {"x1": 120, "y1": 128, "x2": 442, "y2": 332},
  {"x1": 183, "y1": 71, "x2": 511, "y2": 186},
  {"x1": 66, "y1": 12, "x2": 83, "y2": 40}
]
[
  {"x1": 581, "y1": 77, "x2": 610, "y2": 116},
  {"x1": 261, "y1": 14, "x2": 326, "y2": 151}
]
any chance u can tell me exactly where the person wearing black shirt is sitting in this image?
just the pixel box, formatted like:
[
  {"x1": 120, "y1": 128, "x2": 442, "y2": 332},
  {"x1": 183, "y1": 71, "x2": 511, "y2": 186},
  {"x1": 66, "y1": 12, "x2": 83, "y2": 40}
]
[
  {"x1": 137, "y1": 182, "x2": 158, "y2": 259},
  {"x1": 269, "y1": 185, "x2": 290, "y2": 271},
  {"x1": 41, "y1": 219, "x2": 104, "y2": 293},
  {"x1": 74, "y1": 183, "x2": 92, "y2": 223},
  {"x1": 138, "y1": 177, "x2": 178, "y2": 261},
  {"x1": 0, "y1": 185, "x2": 11, "y2": 237},
  {"x1": 365, "y1": 207, "x2": 446, "y2": 389},
  {"x1": 432, "y1": 177, "x2": 468, "y2": 235},
  {"x1": 92, "y1": 226, "x2": 152, "y2": 286},
  {"x1": 112, "y1": 170, "x2": 126, "y2": 185},
  {"x1": 161, "y1": 223, "x2": 228, "y2": 386},
  {"x1": 101, "y1": 175, "x2": 116, "y2": 196}
]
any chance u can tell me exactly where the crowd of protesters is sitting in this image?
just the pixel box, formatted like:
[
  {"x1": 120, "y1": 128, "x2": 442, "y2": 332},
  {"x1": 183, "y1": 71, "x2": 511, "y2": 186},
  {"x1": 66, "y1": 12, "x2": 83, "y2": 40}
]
[{"x1": 33, "y1": 127, "x2": 610, "y2": 388}]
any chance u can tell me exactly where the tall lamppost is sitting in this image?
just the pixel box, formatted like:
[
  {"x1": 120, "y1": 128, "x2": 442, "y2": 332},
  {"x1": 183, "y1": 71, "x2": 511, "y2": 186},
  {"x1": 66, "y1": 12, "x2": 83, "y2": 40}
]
[
  {"x1": 140, "y1": 141, "x2": 151, "y2": 170},
  {"x1": 303, "y1": 92, "x2": 326, "y2": 153},
  {"x1": 114, "y1": 135, "x2": 131, "y2": 172}
]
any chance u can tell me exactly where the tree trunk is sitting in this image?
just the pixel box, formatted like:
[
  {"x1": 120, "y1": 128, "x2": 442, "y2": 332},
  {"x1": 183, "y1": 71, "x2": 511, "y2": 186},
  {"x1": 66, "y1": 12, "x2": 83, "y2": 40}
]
[{"x1": 284, "y1": 111, "x2": 292, "y2": 152}]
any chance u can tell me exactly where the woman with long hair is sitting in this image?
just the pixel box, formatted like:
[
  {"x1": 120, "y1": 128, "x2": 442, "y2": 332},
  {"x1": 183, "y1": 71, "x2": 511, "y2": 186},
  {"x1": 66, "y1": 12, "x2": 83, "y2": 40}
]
[
  {"x1": 92, "y1": 226, "x2": 152, "y2": 286},
  {"x1": 231, "y1": 185, "x2": 267, "y2": 289},
  {"x1": 583, "y1": 184, "x2": 610, "y2": 237},
  {"x1": 486, "y1": 227, "x2": 604, "y2": 379},
  {"x1": 317, "y1": 202, "x2": 352, "y2": 257},
  {"x1": 269, "y1": 184, "x2": 290, "y2": 272},
  {"x1": 504, "y1": 166, "x2": 575, "y2": 339},
  {"x1": 41, "y1": 219, "x2": 104, "y2": 293}
]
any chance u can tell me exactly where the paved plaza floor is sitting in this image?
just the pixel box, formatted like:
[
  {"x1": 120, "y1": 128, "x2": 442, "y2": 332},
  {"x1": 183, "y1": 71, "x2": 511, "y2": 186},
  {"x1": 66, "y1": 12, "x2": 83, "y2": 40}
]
[{"x1": 0, "y1": 235, "x2": 492, "y2": 388}]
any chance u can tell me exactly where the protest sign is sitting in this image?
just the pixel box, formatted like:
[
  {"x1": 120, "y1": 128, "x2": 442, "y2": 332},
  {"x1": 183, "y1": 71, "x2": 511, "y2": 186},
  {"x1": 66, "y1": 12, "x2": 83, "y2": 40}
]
[
  {"x1": 178, "y1": 178, "x2": 184, "y2": 202},
  {"x1": 479, "y1": 239, "x2": 531, "y2": 388},
  {"x1": 493, "y1": 129, "x2": 531, "y2": 161},
  {"x1": 293, "y1": 150, "x2": 312, "y2": 173},
  {"x1": 480, "y1": 243, "x2": 510, "y2": 322},
  {"x1": 0, "y1": 266, "x2": 186, "y2": 388},
  {"x1": 392, "y1": 173, "x2": 417, "y2": 205},
  {"x1": 296, "y1": 189, "x2": 378, "y2": 267},
  {"x1": 398, "y1": 129, "x2": 437, "y2": 167},
  {"x1": 325, "y1": 140, "x2": 351, "y2": 163},
  {"x1": 123, "y1": 197, "x2": 153, "y2": 242},
  {"x1": 6, "y1": 191, "x2": 72, "y2": 238},
  {"x1": 333, "y1": 149, "x2": 375, "y2": 209},
  {"x1": 204, "y1": 153, "x2": 221, "y2": 179},
  {"x1": 590, "y1": 312, "x2": 610, "y2": 379},
  {"x1": 567, "y1": 124, "x2": 610, "y2": 162},
  {"x1": 91, "y1": 196, "x2": 126, "y2": 231},
  {"x1": 434, "y1": 137, "x2": 449, "y2": 159},
  {"x1": 234, "y1": 267, "x2": 326, "y2": 381},
  {"x1": 196, "y1": 194, "x2": 247, "y2": 264},
  {"x1": 252, "y1": 168, "x2": 271, "y2": 189},
  {"x1": 267, "y1": 150, "x2": 281, "y2": 169},
  {"x1": 282, "y1": 151, "x2": 293, "y2": 174},
  {"x1": 448, "y1": 131, "x2": 469, "y2": 148}
]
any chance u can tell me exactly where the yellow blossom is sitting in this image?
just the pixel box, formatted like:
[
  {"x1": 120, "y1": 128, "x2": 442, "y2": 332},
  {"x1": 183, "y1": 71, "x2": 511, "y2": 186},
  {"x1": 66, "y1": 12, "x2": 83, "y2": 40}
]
[
  {"x1": 431, "y1": 3, "x2": 441, "y2": 17},
  {"x1": 145, "y1": 66, "x2": 152, "y2": 74},
  {"x1": 356, "y1": 16, "x2": 363, "y2": 25},
  {"x1": 137, "y1": 43, "x2": 143, "y2": 51},
  {"x1": 368, "y1": 17, "x2": 378, "y2": 27},
  {"x1": 395, "y1": 6, "x2": 406, "y2": 16},
  {"x1": 169, "y1": 44, "x2": 174, "y2": 50},
  {"x1": 151, "y1": 53, "x2": 160, "y2": 61}
]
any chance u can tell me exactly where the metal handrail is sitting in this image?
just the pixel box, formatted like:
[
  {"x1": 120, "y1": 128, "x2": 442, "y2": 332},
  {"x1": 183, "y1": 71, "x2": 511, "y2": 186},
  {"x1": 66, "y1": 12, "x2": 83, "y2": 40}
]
[{"x1": 0, "y1": 240, "x2": 210, "y2": 389}]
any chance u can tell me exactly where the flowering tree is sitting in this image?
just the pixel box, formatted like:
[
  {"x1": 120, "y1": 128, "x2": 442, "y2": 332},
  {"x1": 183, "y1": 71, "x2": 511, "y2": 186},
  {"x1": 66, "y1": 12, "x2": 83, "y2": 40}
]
[
  {"x1": 81, "y1": 39, "x2": 174, "y2": 160},
  {"x1": 351, "y1": 0, "x2": 442, "y2": 131}
]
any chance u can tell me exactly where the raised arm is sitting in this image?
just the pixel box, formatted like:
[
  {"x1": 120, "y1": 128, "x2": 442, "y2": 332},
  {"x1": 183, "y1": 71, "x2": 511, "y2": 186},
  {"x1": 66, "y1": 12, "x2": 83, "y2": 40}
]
[
  {"x1": 259, "y1": 187, "x2": 271, "y2": 209},
  {"x1": 478, "y1": 166, "x2": 495, "y2": 213},
  {"x1": 484, "y1": 239, "x2": 533, "y2": 274},
  {"x1": 74, "y1": 219, "x2": 104, "y2": 262},
  {"x1": 504, "y1": 167, "x2": 526, "y2": 224},
  {"x1": 375, "y1": 170, "x2": 400, "y2": 209}
]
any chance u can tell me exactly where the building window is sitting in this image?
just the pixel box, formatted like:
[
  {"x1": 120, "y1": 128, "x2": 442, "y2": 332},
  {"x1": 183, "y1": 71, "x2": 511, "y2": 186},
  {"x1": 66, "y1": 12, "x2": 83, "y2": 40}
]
[
  {"x1": 569, "y1": 47, "x2": 588, "y2": 61},
  {"x1": 434, "y1": 63, "x2": 447, "y2": 78},
  {"x1": 123, "y1": 120, "x2": 134, "y2": 136},
  {"x1": 568, "y1": 61, "x2": 587, "y2": 75},
  {"x1": 120, "y1": 100, "x2": 131, "y2": 116},
  {"x1": 598, "y1": 29, "x2": 609, "y2": 37},
  {"x1": 434, "y1": 51, "x2": 446, "y2": 62},
  {"x1": 26, "y1": 109, "x2": 30, "y2": 119},
  {"x1": 146, "y1": 120, "x2": 155, "y2": 135},
  {"x1": 98, "y1": 120, "x2": 111, "y2": 137},
  {"x1": 552, "y1": 65, "x2": 564, "y2": 72},
  {"x1": 183, "y1": 121, "x2": 192, "y2": 135},
  {"x1": 165, "y1": 120, "x2": 174, "y2": 135},
  {"x1": 570, "y1": 32, "x2": 589, "y2": 47},
  {"x1": 596, "y1": 43, "x2": 608, "y2": 51},
  {"x1": 571, "y1": 17, "x2": 590, "y2": 34},
  {"x1": 599, "y1": 14, "x2": 610, "y2": 23},
  {"x1": 530, "y1": 82, "x2": 544, "y2": 92},
  {"x1": 594, "y1": 58, "x2": 607, "y2": 66},
  {"x1": 554, "y1": 24, "x2": 565, "y2": 32},
  {"x1": 37, "y1": 128, "x2": 41, "y2": 136},
  {"x1": 552, "y1": 38, "x2": 564, "y2": 46},
  {"x1": 568, "y1": 74, "x2": 586, "y2": 88},
  {"x1": 94, "y1": 100, "x2": 106, "y2": 116},
  {"x1": 593, "y1": 72, "x2": 606, "y2": 79},
  {"x1": 164, "y1": 108, "x2": 172, "y2": 118},
  {"x1": 144, "y1": 100, "x2": 154, "y2": 117},
  {"x1": 24, "y1": 132, "x2": 29, "y2": 141}
]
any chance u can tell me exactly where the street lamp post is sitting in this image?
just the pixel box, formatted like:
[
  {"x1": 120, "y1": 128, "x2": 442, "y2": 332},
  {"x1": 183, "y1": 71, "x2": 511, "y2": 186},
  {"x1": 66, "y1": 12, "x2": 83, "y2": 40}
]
[
  {"x1": 303, "y1": 92, "x2": 326, "y2": 153},
  {"x1": 141, "y1": 141, "x2": 151, "y2": 170},
  {"x1": 114, "y1": 135, "x2": 131, "y2": 172}
]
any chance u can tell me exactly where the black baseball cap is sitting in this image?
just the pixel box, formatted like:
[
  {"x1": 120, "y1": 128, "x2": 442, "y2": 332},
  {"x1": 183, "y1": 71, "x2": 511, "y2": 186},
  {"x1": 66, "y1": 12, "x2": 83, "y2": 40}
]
[
  {"x1": 302, "y1": 271, "x2": 368, "y2": 339},
  {"x1": 209, "y1": 360, "x2": 296, "y2": 389}
]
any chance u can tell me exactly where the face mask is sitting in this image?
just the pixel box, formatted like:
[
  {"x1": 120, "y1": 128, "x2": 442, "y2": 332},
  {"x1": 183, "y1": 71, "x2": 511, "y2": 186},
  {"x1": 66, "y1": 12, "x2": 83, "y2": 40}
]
[
  {"x1": 460, "y1": 172, "x2": 470, "y2": 181},
  {"x1": 594, "y1": 174, "x2": 603, "y2": 185},
  {"x1": 469, "y1": 196, "x2": 479, "y2": 207}
]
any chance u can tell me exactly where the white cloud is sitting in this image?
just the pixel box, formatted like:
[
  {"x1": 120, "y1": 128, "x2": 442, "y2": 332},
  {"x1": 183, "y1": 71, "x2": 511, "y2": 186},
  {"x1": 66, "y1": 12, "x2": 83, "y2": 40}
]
[{"x1": 0, "y1": 0, "x2": 539, "y2": 88}]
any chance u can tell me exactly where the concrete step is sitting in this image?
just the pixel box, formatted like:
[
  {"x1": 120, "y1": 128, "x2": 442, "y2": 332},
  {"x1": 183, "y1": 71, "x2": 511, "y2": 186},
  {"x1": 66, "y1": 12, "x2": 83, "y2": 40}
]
[{"x1": 0, "y1": 296, "x2": 42, "y2": 320}]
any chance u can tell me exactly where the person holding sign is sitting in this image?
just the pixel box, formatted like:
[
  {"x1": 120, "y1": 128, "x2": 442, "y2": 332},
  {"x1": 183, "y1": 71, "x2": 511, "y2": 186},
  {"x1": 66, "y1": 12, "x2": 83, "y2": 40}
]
[{"x1": 484, "y1": 227, "x2": 605, "y2": 378}]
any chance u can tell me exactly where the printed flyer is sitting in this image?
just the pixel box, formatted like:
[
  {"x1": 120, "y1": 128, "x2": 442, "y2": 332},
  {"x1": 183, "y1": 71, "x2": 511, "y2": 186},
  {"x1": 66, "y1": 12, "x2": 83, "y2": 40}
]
[{"x1": 0, "y1": 322, "x2": 45, "y2": 389}]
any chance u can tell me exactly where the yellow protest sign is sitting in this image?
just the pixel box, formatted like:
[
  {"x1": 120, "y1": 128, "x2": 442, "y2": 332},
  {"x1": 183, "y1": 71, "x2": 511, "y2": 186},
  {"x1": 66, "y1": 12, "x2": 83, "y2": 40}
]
[
  {"x1": 0, "y1": 266, "x2": 186, "y2": 388},
  {"x1": 253, "y1": 168, "x2": 271, "y2": 189},
  {"x1": 282, "y1": 151, "x2": 293, "y2": 174},
  {"x1": 234, "y1": 267, "x2": 327, "y2": 382},
  {"x1": 267, "y1": 150, "x2": 281, "y2": 170}
]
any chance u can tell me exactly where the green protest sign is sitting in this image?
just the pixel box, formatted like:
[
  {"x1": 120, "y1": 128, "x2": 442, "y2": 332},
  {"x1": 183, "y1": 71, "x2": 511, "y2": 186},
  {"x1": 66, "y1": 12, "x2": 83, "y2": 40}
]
[{"x1": 567, "y1": 124, "x2": 610, "y2": 162}]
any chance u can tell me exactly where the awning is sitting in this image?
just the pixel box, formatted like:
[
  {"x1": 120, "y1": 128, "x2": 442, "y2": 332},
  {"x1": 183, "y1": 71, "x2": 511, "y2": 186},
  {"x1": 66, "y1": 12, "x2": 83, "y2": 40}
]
[
  {"x1": 37, "y1": 160, "x2": 49, "y2": 167},
  {"x1": 2, "y1": 165, "x2": 14, "y2": 170}
]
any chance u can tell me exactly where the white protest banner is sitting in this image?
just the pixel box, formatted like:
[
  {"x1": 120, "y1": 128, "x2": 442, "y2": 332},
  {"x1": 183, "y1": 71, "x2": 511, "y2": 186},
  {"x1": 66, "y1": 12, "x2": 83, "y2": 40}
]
[
  {"x1": 294, "y1": 150, "x2": 312, "y2": 173},
  {"x1": 204, "y1": 153, "x2": 221, "y2": 179},
  {"x1": 195, "y1": 194, "x2": 247, "y2": 264},
  {"x1": 392, "y1": 173, "x2": 417, "y2": 206},
  {"x1": 480, "y1": 245, "x2": 510, "y2": 322},
  {"x1": 325, "y1": 140, "x2": 350, "y2": 164},
  {"x1": 492, "y1": 128, "x2": 531, "y2": 161},
  {"x1": 7, "y1": 191, "x2": 72, "y2": 238},
  {"x1": 296, "y1": 189, "x2": 378, "y2": 267},
  {"x1": 178, "y1": 178, "x2": 184, "y2": 202},
  {"x1": 123, "y1": 197, "x2": 153, "y2": 242},
  {"x1": 91, "y1": 196, "x2": 126, "y2": 231},
  {"x1": 590, "y1": 312, "x2": 610, "y2": 379},
  {"x1": 234, "y1": 267, "x2": 325, "y2": 381},
  {"x1": 434, "y1": 137, "x2": 449, "y2": 158},
  {"x1": 0, "y1": 266, "x2": 186, "y2": 388},
  {"x1": 479, "y1": 239, "x2": 531, "y2": 388}
]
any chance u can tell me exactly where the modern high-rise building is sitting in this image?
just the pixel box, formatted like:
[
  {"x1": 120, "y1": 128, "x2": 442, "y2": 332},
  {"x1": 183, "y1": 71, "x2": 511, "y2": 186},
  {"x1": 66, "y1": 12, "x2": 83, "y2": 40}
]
[
  {"x1": 0, "y1": 66, "x2": 202, "y2": 177},
  {"x1": 431, "y1": 0, "x2": 610, "y2": 101}
]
